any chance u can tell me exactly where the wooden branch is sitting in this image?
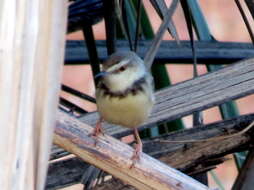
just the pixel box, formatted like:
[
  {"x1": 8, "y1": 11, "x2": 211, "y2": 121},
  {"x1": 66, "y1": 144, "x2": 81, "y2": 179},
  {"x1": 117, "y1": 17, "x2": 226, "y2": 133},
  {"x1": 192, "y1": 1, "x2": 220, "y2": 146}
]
[
  {"x1": 144, "y1": 0, "x2": 179, "y2": 69},
  {"x1": 47, "y1": 113, "x2": 254, "y2": 189},
  {"x1": 0, "y1": 1, "x2": 67, "y2": 189},
  {"x1": 147, "y1": 116, "x2": 254, "y2": 171},
  {"x1": 78, "y1": 58, "x2": 254, "y2": 138},
  {"x1": 54, "y1": 111, "x2": 209, "y2": 190},
  {"x1": 65, "y1": 40, "x2": 254, "y2": 64}
]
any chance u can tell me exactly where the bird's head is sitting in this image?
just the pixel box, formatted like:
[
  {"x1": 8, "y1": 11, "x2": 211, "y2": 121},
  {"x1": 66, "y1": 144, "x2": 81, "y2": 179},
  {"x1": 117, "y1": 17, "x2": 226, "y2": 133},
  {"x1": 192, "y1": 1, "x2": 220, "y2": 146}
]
[{"x1": 96, "y1": 51, "x2": 146, "y2": 93}]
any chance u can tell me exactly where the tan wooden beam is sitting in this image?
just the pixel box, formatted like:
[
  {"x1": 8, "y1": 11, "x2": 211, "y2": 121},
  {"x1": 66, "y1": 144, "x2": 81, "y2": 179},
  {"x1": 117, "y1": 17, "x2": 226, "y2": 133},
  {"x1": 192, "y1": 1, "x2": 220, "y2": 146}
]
[{"x1": 54, "y1": 111, "x2": 210, "y2": 190}]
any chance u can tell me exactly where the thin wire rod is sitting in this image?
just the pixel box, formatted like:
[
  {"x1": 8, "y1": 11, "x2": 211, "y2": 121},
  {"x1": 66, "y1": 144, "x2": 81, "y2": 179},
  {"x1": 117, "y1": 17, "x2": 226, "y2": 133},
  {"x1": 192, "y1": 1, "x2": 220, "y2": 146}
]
[
  {"x1": 61, "y1": 84, "x2": 96, "y2": 103},
  {"x1": 59, "y1": 97, "x2": 88, "y2": 114}
]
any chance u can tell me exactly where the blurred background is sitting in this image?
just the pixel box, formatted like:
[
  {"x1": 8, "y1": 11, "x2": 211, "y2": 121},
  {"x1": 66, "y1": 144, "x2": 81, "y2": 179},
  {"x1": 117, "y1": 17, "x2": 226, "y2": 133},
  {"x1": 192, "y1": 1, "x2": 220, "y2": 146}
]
[{"x1": 61, "y1": 0, "x2": 254, "y2": 189}]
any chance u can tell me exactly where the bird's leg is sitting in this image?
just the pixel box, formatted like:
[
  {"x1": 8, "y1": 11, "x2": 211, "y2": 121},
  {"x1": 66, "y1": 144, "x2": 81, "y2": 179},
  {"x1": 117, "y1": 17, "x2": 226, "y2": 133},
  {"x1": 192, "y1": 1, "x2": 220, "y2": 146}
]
[
  {"x1": 91, "y1": 117, "x2": 104, "y2": 137},
  {"x1": 131, "y1": 128, "x2": 142, "y2": 167}
]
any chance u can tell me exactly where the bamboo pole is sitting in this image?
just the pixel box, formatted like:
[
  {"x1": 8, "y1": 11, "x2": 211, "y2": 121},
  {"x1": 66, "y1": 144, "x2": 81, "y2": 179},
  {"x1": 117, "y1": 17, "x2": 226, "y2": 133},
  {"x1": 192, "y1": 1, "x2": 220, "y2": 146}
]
[
  {"x1": 0, "y1": 1, "x2": 67, "y2": 190},
  {"x1": 54, "y1": 111, "x2": 210, "y2": 190}
]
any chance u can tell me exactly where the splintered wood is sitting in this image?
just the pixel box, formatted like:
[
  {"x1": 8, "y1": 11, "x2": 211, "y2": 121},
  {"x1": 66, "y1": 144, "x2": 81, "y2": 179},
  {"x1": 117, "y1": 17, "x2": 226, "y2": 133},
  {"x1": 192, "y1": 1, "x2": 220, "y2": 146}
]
[{"x1": 54, "y1": 111, "x2": 209, "y2": 190}]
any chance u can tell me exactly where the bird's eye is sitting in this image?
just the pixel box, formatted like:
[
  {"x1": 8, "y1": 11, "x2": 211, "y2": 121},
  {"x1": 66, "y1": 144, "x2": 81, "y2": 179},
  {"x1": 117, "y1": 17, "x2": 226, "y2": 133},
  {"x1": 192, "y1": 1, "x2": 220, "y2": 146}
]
[{"x1": 119, "y1": 66, "x2": 126, "y2": 72}]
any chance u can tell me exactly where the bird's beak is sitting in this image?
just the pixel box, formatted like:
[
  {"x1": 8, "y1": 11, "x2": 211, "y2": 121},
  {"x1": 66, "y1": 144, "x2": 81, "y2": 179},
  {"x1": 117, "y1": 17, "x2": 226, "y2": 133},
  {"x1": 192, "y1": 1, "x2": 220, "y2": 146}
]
[{"x1": 95, "y1": 71, "x2": 109, "y2": 80}]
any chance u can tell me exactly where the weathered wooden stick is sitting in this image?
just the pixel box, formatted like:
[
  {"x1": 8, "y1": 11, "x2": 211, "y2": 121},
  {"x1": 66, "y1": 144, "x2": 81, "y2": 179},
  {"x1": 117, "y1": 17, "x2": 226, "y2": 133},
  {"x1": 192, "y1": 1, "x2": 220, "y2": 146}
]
[
  {"x1": 54, "y1": 111, "x2": 209, "y2": 190},
  {"x1": 149, "y1": 117, "x2": 254, "y2": 171},
  {"x1": 47, "y1": 113, "x2": 254, "y2": 189},
  {"x1": 144, "y1": 0, "x2": 178, "y2": 69}
]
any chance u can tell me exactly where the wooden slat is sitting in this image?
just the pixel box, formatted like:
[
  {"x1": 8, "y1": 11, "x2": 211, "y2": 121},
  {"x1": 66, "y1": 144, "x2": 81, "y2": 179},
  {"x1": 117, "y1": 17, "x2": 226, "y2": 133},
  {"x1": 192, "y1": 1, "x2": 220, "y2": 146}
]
[
  {"x1": 54, "y1": 111, "x2": 210, "y2": 190},
  {"x1": 47, "y1": 114, "x2": 254, "y2": 189},
  {"x1": 0, "y1": 1, "x2": 67, "y2": 189},
  {"x1": 78, "y1": 58, "x2": 254, "y2": 138},
  {"x1": 65, "y1": 40, "x2": 254, "y2": 64}
]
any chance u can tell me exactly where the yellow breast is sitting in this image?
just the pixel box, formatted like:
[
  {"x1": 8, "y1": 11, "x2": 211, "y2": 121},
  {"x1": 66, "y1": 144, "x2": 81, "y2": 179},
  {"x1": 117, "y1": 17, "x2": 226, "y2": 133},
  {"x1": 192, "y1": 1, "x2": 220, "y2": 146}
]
[{"x1": 96, "y1": 90, "x2": 154, "y2": 128}]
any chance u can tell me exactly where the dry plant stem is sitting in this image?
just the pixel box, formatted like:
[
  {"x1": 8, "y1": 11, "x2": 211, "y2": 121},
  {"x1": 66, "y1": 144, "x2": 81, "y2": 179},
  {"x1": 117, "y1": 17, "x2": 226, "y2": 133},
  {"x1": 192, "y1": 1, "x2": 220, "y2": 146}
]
[
  {"x1": 0, "y1": 1, "x2": 67, "y2": 189},
  {"x1": 47, "y1": 114, "x2": 254, "y2": 189},
  {"x1": 156, "y1": 121, "x2": 254, "y2": 144},
  {"x1": 54, "y1": 111, "x2": 210, "y2": 190},
  {"x1": 144, "y1": 0, "x2": 179, "y2": 69}
]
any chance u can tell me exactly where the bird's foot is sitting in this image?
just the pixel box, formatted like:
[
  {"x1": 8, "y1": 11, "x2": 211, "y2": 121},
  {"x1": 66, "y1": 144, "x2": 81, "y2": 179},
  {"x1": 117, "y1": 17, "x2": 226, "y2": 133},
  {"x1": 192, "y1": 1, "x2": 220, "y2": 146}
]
[
  {"x1": 130, "y1": 143, "x2": 142, "y2": 168},
  {"x1": 89, "y1": 118, "x2": 104, "y2": 145},
  {"x1": 91, "y1": 124, "x2": 104, "y2": 137}
]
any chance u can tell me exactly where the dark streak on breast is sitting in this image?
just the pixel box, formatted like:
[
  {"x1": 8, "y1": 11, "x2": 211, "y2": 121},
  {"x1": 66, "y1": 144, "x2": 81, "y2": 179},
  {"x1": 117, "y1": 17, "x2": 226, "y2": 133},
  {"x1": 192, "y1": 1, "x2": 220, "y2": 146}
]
[{"x1": 98, "y1": 76, "x2": 146, "y2": 99}]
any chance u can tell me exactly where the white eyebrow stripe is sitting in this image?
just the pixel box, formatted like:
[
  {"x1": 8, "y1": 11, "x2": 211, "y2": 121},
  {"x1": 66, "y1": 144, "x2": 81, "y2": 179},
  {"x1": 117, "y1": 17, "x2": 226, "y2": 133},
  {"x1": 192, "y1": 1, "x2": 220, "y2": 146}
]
[{"x1": 106, "y1": 59, "x2": 129, "y2": 72}]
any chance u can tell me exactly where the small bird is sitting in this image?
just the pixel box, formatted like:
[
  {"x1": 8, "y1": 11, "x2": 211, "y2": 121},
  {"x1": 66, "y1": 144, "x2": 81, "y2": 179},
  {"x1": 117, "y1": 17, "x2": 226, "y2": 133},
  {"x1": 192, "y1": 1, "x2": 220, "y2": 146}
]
[{"x1": 93, "y1": 51, "x2": 155, "y2": 162}]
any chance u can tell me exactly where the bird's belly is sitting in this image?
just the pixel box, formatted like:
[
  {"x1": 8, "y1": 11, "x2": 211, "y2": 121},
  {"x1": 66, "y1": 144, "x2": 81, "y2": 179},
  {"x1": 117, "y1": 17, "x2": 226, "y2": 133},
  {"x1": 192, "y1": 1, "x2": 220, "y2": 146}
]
[{"x1": 96, "y1": 92, "x2": 153, "y2": 128}]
